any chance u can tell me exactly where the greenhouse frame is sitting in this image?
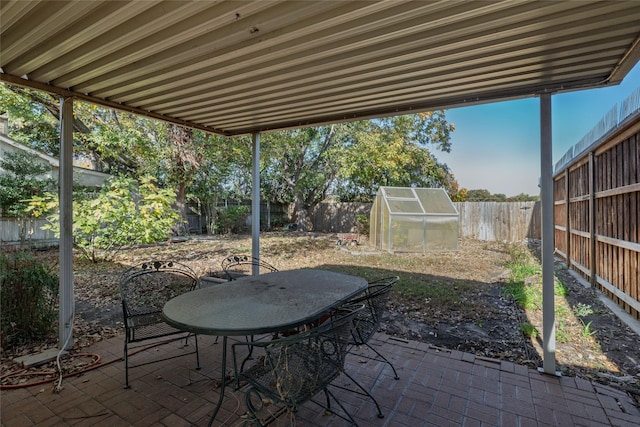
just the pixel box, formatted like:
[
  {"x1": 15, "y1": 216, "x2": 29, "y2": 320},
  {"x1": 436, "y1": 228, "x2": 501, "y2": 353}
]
[{"x1": 370, "y1": 187, "x2": 459, "y2": 253}]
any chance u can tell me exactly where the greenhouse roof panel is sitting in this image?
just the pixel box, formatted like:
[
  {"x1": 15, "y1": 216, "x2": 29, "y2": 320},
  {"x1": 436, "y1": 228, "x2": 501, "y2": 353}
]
[
  {"x1": 382, "y1": 187, "x2": 416, "y2": 199},
  {"x1": 378, "y1": 187, "x2": 458, "y2": 215},
  {"x1": 386, "y1": 199, "x2": 424, "y2": 214},
  {"x1": 415, "y1": 188, "x2": 458, "y2": 214}
]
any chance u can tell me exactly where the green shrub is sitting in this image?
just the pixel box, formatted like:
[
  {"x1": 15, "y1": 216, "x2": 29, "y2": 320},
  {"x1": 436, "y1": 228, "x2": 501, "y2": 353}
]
[
  {"x1": 1, "y1": 252, "x2": 59, "y2": 347},
  {"x1": 214, "y1": 205, "x2": 250, "y2": 234},
  {"x1": 28, "y1": 175, "x2": 179, "y2": 262},
  {"x1": 519, "y1": 322, "x2": 538, "y2": 338}
]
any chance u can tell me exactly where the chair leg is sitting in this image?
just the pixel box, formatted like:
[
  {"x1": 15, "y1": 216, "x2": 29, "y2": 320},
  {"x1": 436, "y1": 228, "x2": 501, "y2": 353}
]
[
  {"x1": 365, "y1": 342, "x2": 399, "y2": 380},
  {"x1": 323, "y1": 387, "x2": 359, "y2": 425},
  {"x1": 339, "y1": 370, "x2": 384, "y2": 418},
  {"x1": 124, "y1": 339, "x2": 130, "y2": 389}
]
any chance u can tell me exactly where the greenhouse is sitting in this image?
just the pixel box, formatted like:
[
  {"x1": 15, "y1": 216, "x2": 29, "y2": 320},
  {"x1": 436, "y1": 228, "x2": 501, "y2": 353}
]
[{"x1": 370, "y1": 187, "x2": 459, "y2": 253}]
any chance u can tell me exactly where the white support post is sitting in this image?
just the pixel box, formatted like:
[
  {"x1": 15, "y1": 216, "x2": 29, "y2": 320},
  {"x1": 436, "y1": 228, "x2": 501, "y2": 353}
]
[
  {"x1": 251, "y1": 133, "x2": 261, "y2": 275},
  {"x1": 540, "y1": 93, "x2": 558, "y2": 375},
  {"x1": 59, "y1": 97, "x2": 74, "y2": 350}
]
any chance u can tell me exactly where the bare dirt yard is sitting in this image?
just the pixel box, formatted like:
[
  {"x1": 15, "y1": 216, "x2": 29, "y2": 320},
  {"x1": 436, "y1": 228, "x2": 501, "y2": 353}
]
[{"x1": 2, "y1": 232, "x2": 639, "y2": 403}]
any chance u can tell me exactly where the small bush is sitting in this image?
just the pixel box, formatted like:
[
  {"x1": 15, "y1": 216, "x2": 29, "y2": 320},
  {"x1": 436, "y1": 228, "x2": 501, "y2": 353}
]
[
  {"x1": 355, "y1": 213, "x2": 369, "y2": 235},
  {"x1": 215, "y1": 205, "x2": 250, "y2": 234},
  {"x1": 519, "y1": 322, "x2": 538, "y2": 338},
  {"x1": 1, "y1": 252, "x2": 59, "y2": 347}
]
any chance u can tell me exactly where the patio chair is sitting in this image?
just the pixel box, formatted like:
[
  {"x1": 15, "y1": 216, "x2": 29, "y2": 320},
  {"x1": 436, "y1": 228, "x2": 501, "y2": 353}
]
[
  {"x1": 331, "y1": 276, "x2": 400, "y2": 418},
  {"x1": 221, "y1": 255, "x2": 279, "y2": 367},
  {"x1": 221, "y1": 254, "x2": 278, "y2": 280},
  {"x1": 232, "y1": 304, "x2": 363, "y2": 426},
  {"x1": 348, "y1": 276, "x2": 400, "y2": 379},
  {"x1": 119, "y1": 260, "x2": 201, "y2": 388}
]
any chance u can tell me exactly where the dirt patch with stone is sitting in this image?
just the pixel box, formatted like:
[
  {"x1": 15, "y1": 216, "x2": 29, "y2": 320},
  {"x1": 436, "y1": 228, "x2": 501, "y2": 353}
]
[{"x1": 2, "y1": 233, "x2": 639, "y2": 404}]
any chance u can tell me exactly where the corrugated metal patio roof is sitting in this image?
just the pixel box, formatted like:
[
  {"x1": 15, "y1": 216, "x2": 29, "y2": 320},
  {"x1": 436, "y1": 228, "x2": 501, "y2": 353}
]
[{"x1": 2, "y1": 0, "x2": 640, "y2": 136}]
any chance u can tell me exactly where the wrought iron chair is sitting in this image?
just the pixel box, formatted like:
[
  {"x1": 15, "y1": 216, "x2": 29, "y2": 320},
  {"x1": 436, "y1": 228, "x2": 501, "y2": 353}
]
[
  {"x1": 221, "y1": 255, "x2": 279, "y2": 375},
  {"x1": 221, "y1": 254, "x2": 278, "y2": 280},
  {"x1": 119, "y1": 260, "x2": 201, "y2": 388},
  {"x1": 348, "y1": 276, "x2": 400, "y2": 379},
  {"x1": 331, "y1": 276, "x2": 400, "y2": 418},
  {"x1": 232, "y1": 305, "x2": 363, "y2": 426}
]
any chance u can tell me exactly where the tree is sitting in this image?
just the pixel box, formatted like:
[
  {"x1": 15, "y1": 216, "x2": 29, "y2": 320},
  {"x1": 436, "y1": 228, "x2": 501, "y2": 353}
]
[
  {"x1": 28, "y1": 175, "x2": 179, "y2": 262},
  {"x1": 260, "y1": 113, "x2": 456, "y2": 229},
  {"x1": 0, "y1": 151, "x2": 55, "y2": 217},
  {"x1": 466, "y1": 189, "x2": 507, "y2": 202},
  {"x1": 0, "y1": 85, "x2": 61, "y2": 156},
  {"x1": 508, "y1": 193, "x2": 540, "y2": 202},
  {"x1": 262, "y1": 126, "x2": 347, "y2": 231},
  {"x1": 336, "y1": 112, "x2": 457, "y2": 202}
]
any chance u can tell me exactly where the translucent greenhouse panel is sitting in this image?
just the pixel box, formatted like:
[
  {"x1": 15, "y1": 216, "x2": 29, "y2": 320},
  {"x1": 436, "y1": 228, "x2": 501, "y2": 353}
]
[
  {"x1": 369, "y1": 196, "x2": 382, "y2": 248},
  {"x1": 383, "y1": 187, "x2": 415, "y2": 198},
  {"x1": 380, "y1": 207, "x2": 391, "y2": 251},
  {"x1": 389, "y1": 215, "x2": 425, "y2": 253},
  {"x1": 386, "y1": 198, "x2": 423, "y2": 214},
  {"x1": 425, "y1": 216, "x2": 459, "y2": 250},
  {"x1": 415, "y1": 189, "x2": 458, "y2": 214}
]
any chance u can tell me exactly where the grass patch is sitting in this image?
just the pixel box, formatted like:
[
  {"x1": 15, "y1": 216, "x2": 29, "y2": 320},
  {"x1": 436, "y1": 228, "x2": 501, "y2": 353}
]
[
  {"x1": 519, "y1": 322, "x2": 538, "y2": 338},
  {"x1": 503, "y1": 246, "x2": 569, "y2": 311}
]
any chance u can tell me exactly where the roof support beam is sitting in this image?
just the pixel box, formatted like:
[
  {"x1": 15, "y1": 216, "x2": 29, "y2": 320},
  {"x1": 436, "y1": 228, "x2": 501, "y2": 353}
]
[
  {"x1": 539, "y1": 93, "x2": 558, "y2": 376},
  {"x1": 0, "y1": 74, "x2": 232, "y2": 136}
]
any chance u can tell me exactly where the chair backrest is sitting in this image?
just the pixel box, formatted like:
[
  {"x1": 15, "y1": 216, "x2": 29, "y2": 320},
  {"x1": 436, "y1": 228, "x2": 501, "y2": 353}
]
[
  {"x1": 221, "y1": 254, "x2": 278, "y2": 280},
  {"x1": 119, "y1": 261, "x2": 199, "y2": 319},
  {"x1": 240, "y1": 304, "x2": 362, "y2": 406},
  {"x1": 349, "y1": 276, "x2": 399, "y2": 345}
]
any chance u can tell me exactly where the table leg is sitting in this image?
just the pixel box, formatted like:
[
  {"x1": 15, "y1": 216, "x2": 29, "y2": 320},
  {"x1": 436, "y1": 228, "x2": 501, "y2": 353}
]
[{"x1": 208, "y1": 336, "x2": 227, "y2": 427}]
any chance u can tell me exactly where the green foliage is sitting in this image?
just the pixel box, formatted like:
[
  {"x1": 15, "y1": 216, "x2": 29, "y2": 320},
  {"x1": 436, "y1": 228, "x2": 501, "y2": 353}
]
[
  {"x1": 214, "y1": 205, "x2": 250, "y2": 234},
  {"x1": 0, "y1": 151, "x2": 55, "y2": 217},
  {"x1": 464, "y1": 189, "x2": 539, "y2": 202},
  {"x1": 261, "y1": 126, "x2": 346, "y2": 230},
  {"x1": 466, "y1": 189, "x2": 507, "y2": 202},
  {"x1": 503, "y1": 246, "x2": 542, "y2": 310},
  {"x1": 580, "y1": 320, "x2": 596, "y2": 339},
  {"x1": 0, "y1": 251, "x2": 59, "y2": 347},
  {"x1": 0, "y1": 84, "x2": 60, "y2": 155},
  {"x1": 573, "y1": 303, "x2": 594, "y2": 317},
  {"x1": 519, "y1": 322, "x2": 539, "y2": 338},
  {"x1": 355, "y1": 213, "x2": 369, "y2": 235},
  {"x1": 508, "y1": 193, "x2": 540, "y2": 202},
  {"x1": 28, "y1": 175, "x2": 179, "y2": 262},
  {"x1": 504, "y1": 246, "x2": 570, "y2": 309},
  {"x1": 335, "y1": 113, "x2": 457, "y2": 202},
  {"x1": 556, "y1": 320, "x2": 570, "y2": 343}
]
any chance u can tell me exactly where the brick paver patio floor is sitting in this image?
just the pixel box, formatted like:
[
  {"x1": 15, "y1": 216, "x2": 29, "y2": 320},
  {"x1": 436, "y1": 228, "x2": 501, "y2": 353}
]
[{"x1": 2, "y1": 333, "x2": 639, "y2": 426}]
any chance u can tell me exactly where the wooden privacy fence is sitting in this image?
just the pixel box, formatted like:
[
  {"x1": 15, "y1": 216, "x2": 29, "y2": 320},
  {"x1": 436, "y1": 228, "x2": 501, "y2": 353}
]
[
  {"x1": 554, "y1": 110, "x2": 640, "y2": 320},
  {"x1": 454, "y1": 201, "x2": 540, "y2": 242}
]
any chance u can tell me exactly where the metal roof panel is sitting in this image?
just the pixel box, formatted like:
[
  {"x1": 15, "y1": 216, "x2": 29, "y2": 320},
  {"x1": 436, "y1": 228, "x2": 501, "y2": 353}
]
[{"x1": 2, "y1": 0, "x2": 639, "y2": 135}]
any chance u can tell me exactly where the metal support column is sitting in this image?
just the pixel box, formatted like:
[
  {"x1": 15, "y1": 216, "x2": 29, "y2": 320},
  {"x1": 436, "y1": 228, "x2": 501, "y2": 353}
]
[
  {"x1": 59, "y1": 97, "x2": 74, "y2": 350},
  {"x1": 540, "y1": 93, "x2": 558, "y2": 375},
  {"x1": 251, "y1": 133, "x2": 260, "y2": 275}
]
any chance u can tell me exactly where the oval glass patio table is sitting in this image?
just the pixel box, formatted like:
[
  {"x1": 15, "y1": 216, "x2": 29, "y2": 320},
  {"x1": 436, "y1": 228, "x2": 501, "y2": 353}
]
[{"x1": 162, "y1": 269, "x2": 367, "y2": 426}]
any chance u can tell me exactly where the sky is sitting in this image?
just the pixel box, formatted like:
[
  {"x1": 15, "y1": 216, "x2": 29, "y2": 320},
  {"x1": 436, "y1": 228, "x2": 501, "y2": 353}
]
[{"x1": 437, "y1": 61, "x2": 640, "y2": 197}]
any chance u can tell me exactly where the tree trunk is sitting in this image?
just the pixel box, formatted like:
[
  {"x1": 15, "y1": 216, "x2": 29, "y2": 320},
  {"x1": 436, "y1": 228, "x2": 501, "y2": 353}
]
[{"x1": 294, "y1": 196, "x2": 312, "y2": 232}]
